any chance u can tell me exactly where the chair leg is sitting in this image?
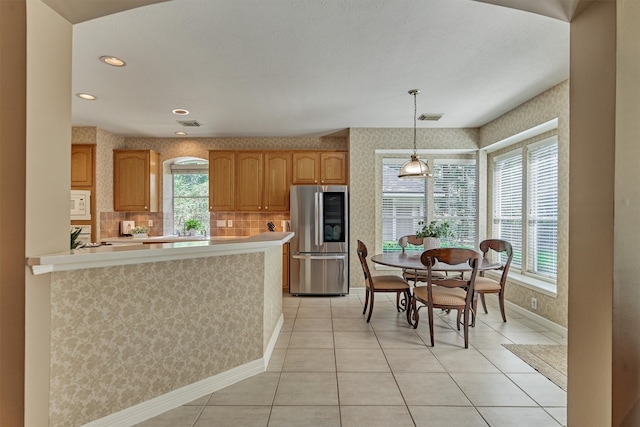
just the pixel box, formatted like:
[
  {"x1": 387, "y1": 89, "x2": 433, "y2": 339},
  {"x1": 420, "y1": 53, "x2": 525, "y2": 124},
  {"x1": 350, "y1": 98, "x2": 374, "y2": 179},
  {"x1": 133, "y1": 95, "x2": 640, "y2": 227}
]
[
  {"x1": 366, "y1": 292, "x2": 375, "y2": 323},
  {"x1": 498, "y1": 290, "x2": 507, "y2": 322},
  {"x1": 396, "y1": 292, "x2": 401, "y2": 312},
  {"x1": 427, "y1": 305, "x2": 435, "y2": 346},
  {"x1": 456, "y1": 309, "x2": 462, "y2": 331},
  {"x1": 363, "y1": 288, "x2": 369, "y2": 315},
  {"x1": 463, "y1": 307, "x2": 469, "y2": 348},
  {"x1": 403, "y1": 290, "x2": 411, "y2": 324},
  {"x1": 471, "y1": 301, "x2": 476, "y2": 327},
  {"x1": 480, "y1": 292, "x2": 488, "y2": 314}
]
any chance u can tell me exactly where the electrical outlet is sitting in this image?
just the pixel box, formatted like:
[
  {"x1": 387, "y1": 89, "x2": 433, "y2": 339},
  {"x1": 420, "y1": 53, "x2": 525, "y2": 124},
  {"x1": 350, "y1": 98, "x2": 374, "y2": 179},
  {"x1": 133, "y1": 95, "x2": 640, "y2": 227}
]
[
  {"x1": 216, "y1": 220, "x2": 225, "y2": 227},
  {"x1": 148, "y1": 220, "x2": 153, "y2": 227},
  {"x1": 531, "y1": 297, "x2": 538, "y2": 310},
  {"x1": 227, "y1": 220, "x2": 233, "y2": 227}
]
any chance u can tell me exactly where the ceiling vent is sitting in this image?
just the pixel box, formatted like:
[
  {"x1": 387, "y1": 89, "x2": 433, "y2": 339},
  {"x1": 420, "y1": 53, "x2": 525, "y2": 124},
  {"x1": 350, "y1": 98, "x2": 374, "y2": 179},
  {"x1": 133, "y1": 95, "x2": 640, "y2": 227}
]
[
  {"x1": 177, "y1": 120, "x2": 201, "y2": 127},
  {"x1": 418, "y1": 113, "x2": 443, "y2": 121}
]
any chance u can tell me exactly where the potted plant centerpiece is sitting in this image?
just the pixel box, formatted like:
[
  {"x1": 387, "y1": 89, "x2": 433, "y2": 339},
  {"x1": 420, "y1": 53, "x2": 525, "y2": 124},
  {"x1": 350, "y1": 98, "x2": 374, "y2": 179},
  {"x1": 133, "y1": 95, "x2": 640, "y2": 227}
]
[
  {"x1": 184, "y1": 218, "x2": 204, "y2": 236},
  {"x1": 416, "y1": 220, "x2": 453, "y2": 250},
  {"x1": 131, "y1": 225, "x2": 149, "y2": 238}
]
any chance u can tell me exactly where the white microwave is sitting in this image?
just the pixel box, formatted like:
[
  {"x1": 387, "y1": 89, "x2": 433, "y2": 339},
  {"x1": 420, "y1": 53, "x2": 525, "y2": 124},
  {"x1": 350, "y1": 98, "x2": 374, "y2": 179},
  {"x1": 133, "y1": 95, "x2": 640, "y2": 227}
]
[{"x1": 71, "y1": 190, "x2": 91, "y2": 220}]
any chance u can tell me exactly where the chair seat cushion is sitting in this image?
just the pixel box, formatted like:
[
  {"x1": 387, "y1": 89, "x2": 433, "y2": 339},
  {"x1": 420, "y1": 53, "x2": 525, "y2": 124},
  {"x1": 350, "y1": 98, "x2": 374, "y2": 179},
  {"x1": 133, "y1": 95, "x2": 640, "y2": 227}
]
[
  {"x1": 474, "y1": 277, "x2": 501, "y2": 291},
  {"x1": 414, "y1": 285, "x2": 467, "y2": 306},
  {"x1": 369, "y1": 275, "x2": 410, "y2": 291}
]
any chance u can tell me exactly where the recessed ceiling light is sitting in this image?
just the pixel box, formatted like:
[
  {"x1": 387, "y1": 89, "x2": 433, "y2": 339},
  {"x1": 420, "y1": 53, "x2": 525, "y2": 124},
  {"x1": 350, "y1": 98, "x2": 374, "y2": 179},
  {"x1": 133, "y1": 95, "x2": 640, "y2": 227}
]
[
  {"x1": 172, "y1": 109, "x2": 189, "y2": 115},
  {"x1": 175, "y1": 131, "x2": 187, "y2": 136},
  {"x1": 76, "y1": 93, "x2": 97, "y2": 100},
  {"x1": 99, "y1": 56, "x2": 126, "y2": 67}
]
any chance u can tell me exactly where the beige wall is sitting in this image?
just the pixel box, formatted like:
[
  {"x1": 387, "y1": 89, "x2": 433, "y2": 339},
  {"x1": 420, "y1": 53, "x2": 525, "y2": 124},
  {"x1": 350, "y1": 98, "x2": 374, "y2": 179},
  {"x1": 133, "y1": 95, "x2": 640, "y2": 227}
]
[
  {"x1": 481, "y1": 81, "x2": 569, "y2": 327},
  {"x1": 614, "y1": 0, "x2": 640, "y2": 425},
  {"x1": 0, "y1": 1, "x2": 26, "y2": 425},
  {"x1": 24, "y1": 0, "x2": 72, "y2": 425},
  {"x1": 568, "y1": 1, "x2": 615, "y2": 426},
  {"x1": 347, "y1": 128, "x2": 478, "y2": 288}
]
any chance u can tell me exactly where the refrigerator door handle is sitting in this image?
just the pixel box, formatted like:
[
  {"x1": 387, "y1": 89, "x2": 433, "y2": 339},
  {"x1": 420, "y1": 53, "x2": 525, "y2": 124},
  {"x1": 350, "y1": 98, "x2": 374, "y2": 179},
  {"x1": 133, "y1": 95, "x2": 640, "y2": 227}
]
[
  {"x1": 314, "y1": 192, "x2": 320, "y2": 246},
  {"x1": 292, "y1": 254, "x2": 347, "y2": 260},
  {"x1": 318, "y1": 191, "x2": 324, "y2": 245}
]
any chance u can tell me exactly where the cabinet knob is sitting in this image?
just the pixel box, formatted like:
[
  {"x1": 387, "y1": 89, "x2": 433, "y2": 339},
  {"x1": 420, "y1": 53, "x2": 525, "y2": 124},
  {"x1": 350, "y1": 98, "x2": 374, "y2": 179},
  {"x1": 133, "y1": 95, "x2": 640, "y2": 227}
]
[
  {"x1": 258, "y1": 206, "x2": 261, "y2": 210},
  {"x1": 265, "y1": 206, "x2": 268, "y2": 210},
  {"x1": 314, "y1": 180, "x2": 318, "y2": 183},
  {"x1": 144, "y1": 206, "x2": 148, "y2": 210}
]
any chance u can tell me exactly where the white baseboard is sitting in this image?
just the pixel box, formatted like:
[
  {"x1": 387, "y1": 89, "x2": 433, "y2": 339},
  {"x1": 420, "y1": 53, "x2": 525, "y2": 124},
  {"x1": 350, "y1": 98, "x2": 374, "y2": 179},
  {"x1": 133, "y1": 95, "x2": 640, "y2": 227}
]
[
  {"x1": 83, "y1": 314, "x2": 285, "y2": 427},
  {"x1": 503, "y1": 299, "x2": 567, "y2": 338}
]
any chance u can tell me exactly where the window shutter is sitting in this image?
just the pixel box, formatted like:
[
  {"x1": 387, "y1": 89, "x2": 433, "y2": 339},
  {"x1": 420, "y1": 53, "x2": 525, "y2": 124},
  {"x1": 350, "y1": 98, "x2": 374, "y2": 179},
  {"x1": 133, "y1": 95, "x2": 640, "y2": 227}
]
[{"x1": 527, "y1": 141, "x2": 558, "y2": 278}]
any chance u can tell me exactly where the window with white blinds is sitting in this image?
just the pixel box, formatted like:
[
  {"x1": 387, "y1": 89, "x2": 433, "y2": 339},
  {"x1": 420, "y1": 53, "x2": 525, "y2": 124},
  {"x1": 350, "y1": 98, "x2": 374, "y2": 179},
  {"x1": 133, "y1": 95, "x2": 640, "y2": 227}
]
[
  {"x1": 493, "y1": 150, "x2": 523, "y2": 269},
  {"x1": 433, "y1": 160, "x2": 477, "y2": 248},
  {"x1": 382, "y1": 159, "x2": 427, "y2": 253},
  {"x1": 527, "y1": 140, "x2": 558, "y2": 278},
  {"x1": 492, "y1": 137, "x2": 558, "y2": 283}
]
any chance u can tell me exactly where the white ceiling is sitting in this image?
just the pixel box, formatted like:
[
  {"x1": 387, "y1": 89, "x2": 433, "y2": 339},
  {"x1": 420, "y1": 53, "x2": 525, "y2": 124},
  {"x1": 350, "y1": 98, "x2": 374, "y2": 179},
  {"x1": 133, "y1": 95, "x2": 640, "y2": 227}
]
[{"x1": 66, "y1": 0, "x2": 570, "y2": 138}]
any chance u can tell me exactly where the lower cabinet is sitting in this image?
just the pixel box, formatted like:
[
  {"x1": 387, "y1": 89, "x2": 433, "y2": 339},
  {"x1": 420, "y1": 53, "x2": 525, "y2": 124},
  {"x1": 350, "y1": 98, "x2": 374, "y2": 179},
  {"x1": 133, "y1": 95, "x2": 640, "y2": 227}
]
[{"x1": 283, "y1": 242, "x2": 290, "y2": 290}]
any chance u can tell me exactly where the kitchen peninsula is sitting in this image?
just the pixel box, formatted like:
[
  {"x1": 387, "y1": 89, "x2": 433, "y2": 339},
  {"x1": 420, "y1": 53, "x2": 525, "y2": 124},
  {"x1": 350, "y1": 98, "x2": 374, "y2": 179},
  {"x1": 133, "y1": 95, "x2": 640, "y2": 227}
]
[{"x1": 26, "y1": 232, "x2": 293, "y2": 427}]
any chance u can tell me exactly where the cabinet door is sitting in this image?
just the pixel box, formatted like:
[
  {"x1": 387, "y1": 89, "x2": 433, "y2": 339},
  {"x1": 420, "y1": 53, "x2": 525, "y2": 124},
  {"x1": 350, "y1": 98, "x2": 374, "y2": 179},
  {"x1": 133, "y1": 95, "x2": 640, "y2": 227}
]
[
  {"x1": 263, "y1": 152, "x2": 290, "y2": 212},
  {"x1": 236, "y1": 152, "x2": 263, "y2": 211},
  {"x1": 320, "y1": 152, "x2": 348, "y2": 184},
  {"x1": 71, "y1": 145, "x2": 94, "y2": 187},
  {"x1": 209, "y1": 151, "x2": 235, "y2": 211},
  {"x1": 282, "y1": 242, "x2": 290, "y2": 290},
  {"x1": 114, "y1": 150, "x2": 154, "y2": 211},
  {"x1": 292, "y1": 152, "x2": 320, "y2": 184}
]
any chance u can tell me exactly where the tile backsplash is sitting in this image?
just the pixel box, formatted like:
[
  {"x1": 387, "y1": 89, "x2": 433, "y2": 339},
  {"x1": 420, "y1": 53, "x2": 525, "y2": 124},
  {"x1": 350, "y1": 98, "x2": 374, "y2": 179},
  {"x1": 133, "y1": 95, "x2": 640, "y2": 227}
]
[
  {"x1": 100, "y1": 211, "x2": 290, "y2": 238},
  {"x1": 210, "y1": 212, "x2": 290, "y2": 236}
]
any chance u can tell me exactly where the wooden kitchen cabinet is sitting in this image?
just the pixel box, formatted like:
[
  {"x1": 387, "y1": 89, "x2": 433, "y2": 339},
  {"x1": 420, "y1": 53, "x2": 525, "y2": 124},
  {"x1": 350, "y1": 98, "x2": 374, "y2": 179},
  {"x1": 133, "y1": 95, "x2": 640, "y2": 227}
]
[
  {"x1": 292, "y1": 151, "x2": 348, "y2": 185},
  {"x1": 236, "y1": 151, "x2": 291, "y2": 212},
  {"x1": 282, "y1": 242, "x2": 290, "y2": 290},
  {"x1": 209, "y1": 151, "x2": 236, "y2": 211},
  {"x1": 236, "y1": 152, "x2": 264, "y2": 211},
  {"x1": 263, "y1": 152, "x2": 291, "y2": 212},
  {"x1": 71, "y1": 144, "x2": 94, "y2": 187},
  {"x1": 113, "y1": 150, "x2": 160, "y2": 212}
]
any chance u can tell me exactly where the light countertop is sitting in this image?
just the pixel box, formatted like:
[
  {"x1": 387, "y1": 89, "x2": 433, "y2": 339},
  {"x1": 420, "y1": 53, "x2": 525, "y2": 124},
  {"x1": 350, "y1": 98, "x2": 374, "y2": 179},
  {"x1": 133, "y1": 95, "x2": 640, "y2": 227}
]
[{"x1": 27, "y1": 232, "x2": 294, "y2": 275}]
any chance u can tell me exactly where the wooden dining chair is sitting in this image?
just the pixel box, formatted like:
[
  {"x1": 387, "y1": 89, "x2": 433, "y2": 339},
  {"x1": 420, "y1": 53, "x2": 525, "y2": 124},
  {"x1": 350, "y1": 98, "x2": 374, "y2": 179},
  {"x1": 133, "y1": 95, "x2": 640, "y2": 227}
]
[
  {"x1": 411, "y1": 248, "x2": 479, "y2": 348},
  {"x1": 473, "y1": 239, "x2": 513, "y2": 325},
  {"x1": 398, "y1": 235, "x2": 444, "y2": 285},
  {"x1": 357, "y1": 240, "x2": 411, "y2": 322}
]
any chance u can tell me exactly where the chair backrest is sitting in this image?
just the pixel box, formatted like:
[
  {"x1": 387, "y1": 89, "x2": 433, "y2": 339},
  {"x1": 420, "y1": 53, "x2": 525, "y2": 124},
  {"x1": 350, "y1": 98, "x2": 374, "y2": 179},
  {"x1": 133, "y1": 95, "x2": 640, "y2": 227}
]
[
  {"x1": 420, "y1": 248, "x2": 479, "y2": 305},
  {"x1": 356, "y1": 240, "x2": 374, "y2": 288},
  {"x1": 479, "y1": 239, "x2": 513, "y2": 285},
  {"x1": 398, "y1": 235, "x2": 424, "y2": 253}
]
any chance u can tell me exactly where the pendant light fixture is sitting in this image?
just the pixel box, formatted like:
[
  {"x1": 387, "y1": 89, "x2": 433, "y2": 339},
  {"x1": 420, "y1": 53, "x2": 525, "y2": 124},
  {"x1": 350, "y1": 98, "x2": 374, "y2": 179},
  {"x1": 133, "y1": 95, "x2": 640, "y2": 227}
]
[{"x1": 398, "y1": 89, "x2": 432, "y2": 178}]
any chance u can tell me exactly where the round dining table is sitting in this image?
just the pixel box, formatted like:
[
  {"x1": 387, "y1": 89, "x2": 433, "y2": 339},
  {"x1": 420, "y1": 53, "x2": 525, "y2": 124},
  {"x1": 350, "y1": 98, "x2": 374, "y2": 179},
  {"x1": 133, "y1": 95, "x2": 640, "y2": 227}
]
[{"x1": 370, "y1": 251, "x2": 502, "y2": 327}]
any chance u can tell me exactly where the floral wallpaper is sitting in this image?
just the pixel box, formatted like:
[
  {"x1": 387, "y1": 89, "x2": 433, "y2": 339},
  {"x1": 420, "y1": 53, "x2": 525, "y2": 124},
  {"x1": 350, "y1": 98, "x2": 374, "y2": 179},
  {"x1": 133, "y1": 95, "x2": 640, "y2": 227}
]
[
  {"x1": 347, "y1": 127, "x2": 478, "y2": 289},
  {"x1": 49, "y1": 252, "x2": 269, "y2": 426},
  {"x1": 480, "y1": 80, "x2": 569, "y2": 327}
]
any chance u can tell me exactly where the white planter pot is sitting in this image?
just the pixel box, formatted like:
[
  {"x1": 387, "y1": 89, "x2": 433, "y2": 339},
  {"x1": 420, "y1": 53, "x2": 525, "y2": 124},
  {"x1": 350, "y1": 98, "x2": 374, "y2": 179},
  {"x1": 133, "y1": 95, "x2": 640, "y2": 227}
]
[
  {"x1": 132, "y1": 233, "x2": 148, "y2": 239},
  {"x1": 423, "y1": 237, "x2": 440, "y2": 251}
]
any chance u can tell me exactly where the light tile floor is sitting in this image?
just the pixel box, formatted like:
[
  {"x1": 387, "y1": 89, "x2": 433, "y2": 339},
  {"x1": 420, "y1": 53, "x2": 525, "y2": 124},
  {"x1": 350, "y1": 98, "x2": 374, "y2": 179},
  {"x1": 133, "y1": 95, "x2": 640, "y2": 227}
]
[{"x1": 137, "y1": 290, "x2": 567, "y2": 427}]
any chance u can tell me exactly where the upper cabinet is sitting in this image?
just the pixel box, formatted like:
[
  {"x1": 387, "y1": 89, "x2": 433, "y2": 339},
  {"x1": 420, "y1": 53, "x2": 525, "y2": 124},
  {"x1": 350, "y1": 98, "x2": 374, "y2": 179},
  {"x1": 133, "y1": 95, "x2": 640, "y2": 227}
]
[
  {"x1": 113, "y1": 150, "x2": 160, "y2": 212},
  {"x1": 210, "y1": 150, "x2": 291, "y2": 212},
  {"x1": 292, "y1": 151, "x2": 348, "y2": 185},
  {"x1": 236, "y1": 152, "x2": 264, "y2": 211},
  {"x1": 262, "y1": 152, "x2": 291, "y2": 211},
  {"x1": 209, "y1": 151, "x2": 235, "y2": 211},
  {"x1": 71, "y1": 144, "x2": 95, "y2": 188}
]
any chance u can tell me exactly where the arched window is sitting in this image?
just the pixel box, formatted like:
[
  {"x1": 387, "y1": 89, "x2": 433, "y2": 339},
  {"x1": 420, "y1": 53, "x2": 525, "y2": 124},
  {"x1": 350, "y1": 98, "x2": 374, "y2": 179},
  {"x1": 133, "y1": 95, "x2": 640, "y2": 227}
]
[{"x1": 170, "y1": 159, "x2": 209, "y2": 234}]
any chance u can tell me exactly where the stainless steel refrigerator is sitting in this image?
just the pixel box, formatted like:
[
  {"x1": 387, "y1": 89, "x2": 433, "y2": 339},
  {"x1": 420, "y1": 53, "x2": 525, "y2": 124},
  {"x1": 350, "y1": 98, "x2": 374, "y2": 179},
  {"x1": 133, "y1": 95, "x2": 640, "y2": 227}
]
[{"x1": 289, "y1": 185, "x2": 349, "y2": 295}]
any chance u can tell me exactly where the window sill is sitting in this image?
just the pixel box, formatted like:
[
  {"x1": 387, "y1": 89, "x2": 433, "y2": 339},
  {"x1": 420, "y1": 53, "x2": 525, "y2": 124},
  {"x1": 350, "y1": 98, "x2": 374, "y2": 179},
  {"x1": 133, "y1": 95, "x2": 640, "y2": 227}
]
[{"x1": 485, "y1": 270, "x2": 557, "y2": 297}]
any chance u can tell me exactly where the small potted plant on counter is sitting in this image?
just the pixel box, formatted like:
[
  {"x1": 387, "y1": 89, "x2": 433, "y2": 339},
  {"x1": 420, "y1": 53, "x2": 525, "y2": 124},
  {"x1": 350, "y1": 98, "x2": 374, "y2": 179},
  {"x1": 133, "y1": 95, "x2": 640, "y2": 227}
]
[
  {"x1": 184, "y1": 218, "x2": 204, "y2": 236},
  {"x1": 131, "y1": 225, "x2": 149, "y2": 238},
  {"x1": 416, "y1": 220, "x2": 453, "y2": 250}
]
